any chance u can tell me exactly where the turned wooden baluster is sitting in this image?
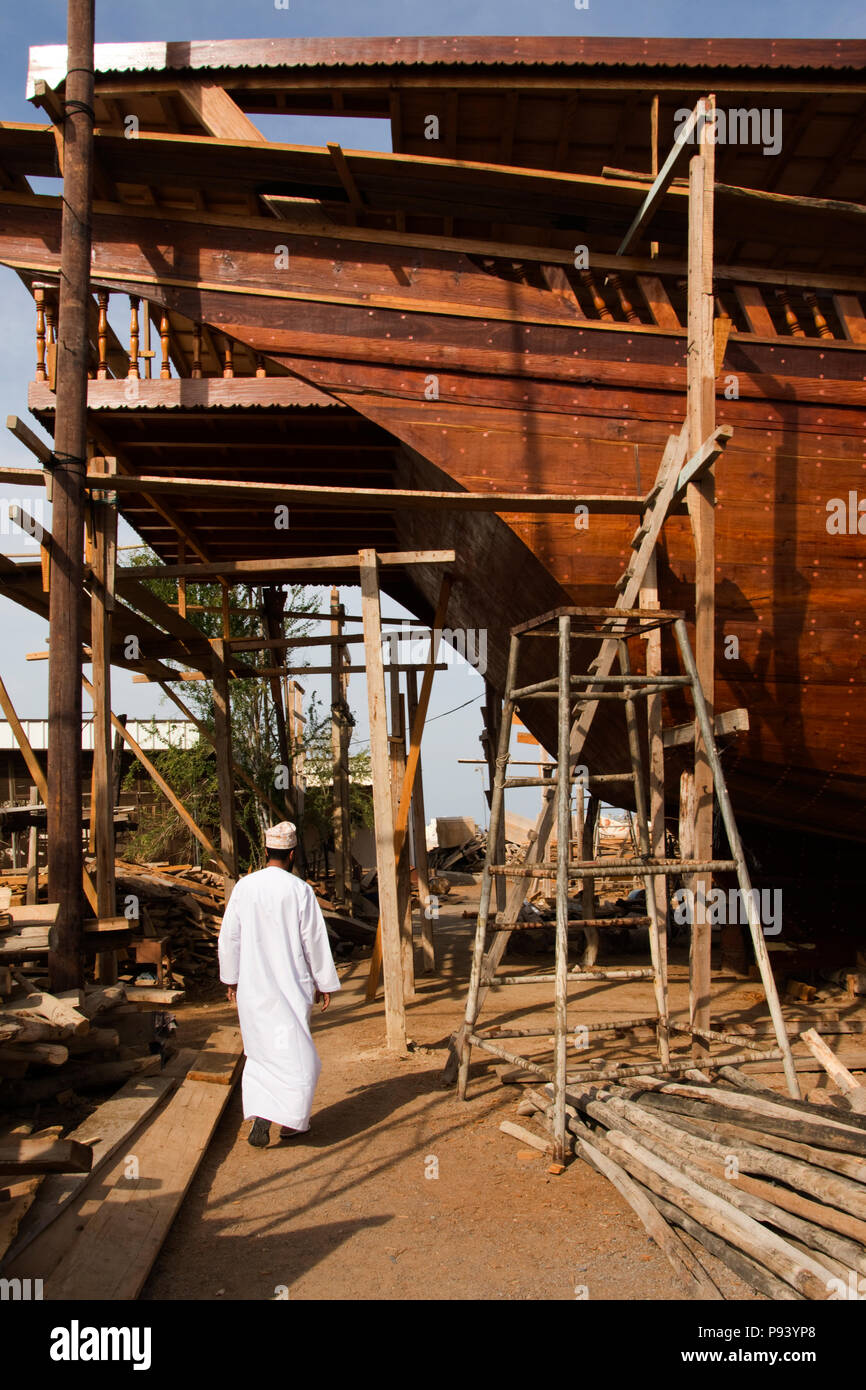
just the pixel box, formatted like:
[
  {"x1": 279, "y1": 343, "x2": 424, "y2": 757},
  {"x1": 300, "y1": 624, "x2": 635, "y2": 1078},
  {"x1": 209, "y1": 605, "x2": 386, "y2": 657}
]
[
  {"x1": 191, "y1": 324, "x2": 203, "y2": 379},
  {"x1": 580, "y1": 270, "x2": 614, "y2": 321},
  {"x1": 222, "y1": 336, "x2": 235, "y2": 379},
  {"x1": 44, "y1": 294, "x2": 57, "y2": 387},
  {"x1": 775, "y1": 289, "x2": 806, "y2": 337},
  {"x1": 34, "y1": 284, "x2": 47, "y2": 381},
  {"x1": 96, "y1": 290, "x2": 109, "y2": 379},
  {"x1": 608, "y1": 272, "x2": 641, "y2": 324},
  {"x1": 160, "y1": 313, "x2": 171, "y2": 378},
  {"x1": 128, "y1": 295, "x2": 141, "y2": 377},
  {"x1": 255, "y1": 353, "x2": 267, "y2": 379},
  {"x1": 803, "y1": 290, "x2": 833, "y2": 340}
]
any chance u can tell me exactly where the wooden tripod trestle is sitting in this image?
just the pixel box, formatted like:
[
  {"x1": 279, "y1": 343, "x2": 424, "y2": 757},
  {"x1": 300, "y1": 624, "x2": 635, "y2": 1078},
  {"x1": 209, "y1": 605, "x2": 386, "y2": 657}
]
[{"x1": 453, "y1": 606, "x2": 800, "y2": 1164}]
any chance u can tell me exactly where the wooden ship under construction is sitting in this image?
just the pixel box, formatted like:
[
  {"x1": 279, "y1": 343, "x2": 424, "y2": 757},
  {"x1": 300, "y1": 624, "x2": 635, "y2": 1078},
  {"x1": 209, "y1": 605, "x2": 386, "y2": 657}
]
[{"x1": 0, "y1": 35, "x2": 864, "y2": 930}]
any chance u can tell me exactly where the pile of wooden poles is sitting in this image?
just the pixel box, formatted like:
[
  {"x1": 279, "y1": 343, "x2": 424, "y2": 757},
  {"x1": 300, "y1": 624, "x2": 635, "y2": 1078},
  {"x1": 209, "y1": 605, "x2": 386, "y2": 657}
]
[
  {"x1": 114, "y1": 860, "x2": 224, "y2": 987},
  {"x1": 519, "y1": 1054, "x2": 866, "y2": 1300},
  {"x1": 0, "y1": 976, "x2": 164, "y2": 1106}
]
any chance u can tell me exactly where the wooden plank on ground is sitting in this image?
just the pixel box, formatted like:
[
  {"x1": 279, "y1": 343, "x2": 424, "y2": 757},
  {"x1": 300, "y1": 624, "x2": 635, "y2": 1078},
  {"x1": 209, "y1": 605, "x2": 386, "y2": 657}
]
[
  {"x1": 3, "y1": 1069, "x2": 178, "y2": 1262},
  {"x1": 0, "y1": 1124, "x2": 62, "y2": 1263},
  {"x1": 0, "y1": 1138, "x2": 92, "y2": 1175},
  {"x1": 186, "y1": 1027, "x2": 243, "y2": 1085},
  {"x1": 46, "y1": 1031, "x2": 243, "y2": 1300}
]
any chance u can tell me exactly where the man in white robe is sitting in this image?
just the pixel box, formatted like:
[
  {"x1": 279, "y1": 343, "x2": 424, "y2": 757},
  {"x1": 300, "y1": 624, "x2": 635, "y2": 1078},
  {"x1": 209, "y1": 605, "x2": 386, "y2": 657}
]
[{"x1": 218, "y1": 821, "x2": 340, "y2": 1147}]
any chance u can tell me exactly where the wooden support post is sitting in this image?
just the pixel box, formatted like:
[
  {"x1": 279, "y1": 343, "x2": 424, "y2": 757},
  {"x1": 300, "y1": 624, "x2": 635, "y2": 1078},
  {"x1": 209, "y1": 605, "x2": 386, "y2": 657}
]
[
  {"x1": 89, "y1": 456, "x2": 117, "y2": 982},
  {"x1": 483, "y1": 681, "x2": 506, "y2": 914},
  {"x1": 176, "y1": 540, "x2": 187, "y2": 621},
  {"x1": 641, "y1": 551, "x2": 669, "y2": 1049},
  {"x1": 111, "y1": 714, "x2": 126, "y2": 810},
  {"x1": 329, "y1": 587, "x2": 352, "y2": 906},
  {"x1": 47, "y1": 0, "x2": 95, "y2": 991},
  {"x1": 359, "y1": 550, "x2": 406, "y2": 1052},
  {"x1": 579, "y1": 791, "x2": 600, "y2": 967},
  {"x1": 407, "y1": 669, "x2": 434, "y2": 973},
  {"x1": 211, "y1": 638, "x2": 238, "y2": 899},
  {"x1": 25, "y1": 786, "x2": 39, "y2": 905},
  {"x1": 365, "y1": 576, "x2": 452, "y2": 1000},
  {"x1": 262, "y1": 587, "x2": 293, "y2": 797},
  {"x1": 553, "y1": 614, "x2": 571, "y2": 1164},
  {"x1": 389, "y1": 667, "x2": 415, "y2": 1000},
  {"x1": 686, "y1": 94, "x2": 717, "y2": 1055}
]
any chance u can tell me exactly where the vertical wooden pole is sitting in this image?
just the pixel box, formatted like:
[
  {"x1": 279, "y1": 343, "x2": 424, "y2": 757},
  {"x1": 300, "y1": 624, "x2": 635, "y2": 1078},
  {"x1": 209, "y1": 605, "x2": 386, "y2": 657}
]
[
  {"x1": 686, "y1": 94, "x2": 717, "y2": 1052},
  {"x1": 47, "y1": 0, "x2": 95, "y2": 991},
  {"x1": 177, "y1": 541, "x2": 186, "y2": 620},
  {"x1": 579, "y1": 792, "x2": 599, "y2": 967},
  {"x1": 365, "y1": 576, "x2": 451, "y2": 999},
  {"x1": 641, "y1": 554, "x2": 669, "y2": 1050},
  {"x1": 389, "y1": 667, "x2": 415, "y2": 1000},
  {"x1": 359, "y1": 549, "x2": 406, "y2": 1051},
  {"x1": 553, "y1": 614, "x2": 571, "y2": 1164},
  {"x1": 330, "y1": 587, "x2": 350, "y2": 905},
  {"x1": 211, "y1": 638, "x2": 238, "y2": 899},
  {"x1": 90, "y1": 455, "x2": 117, "y2": 980},
  {"x1": 112, "y1": 714, "x2": 126, "y2": 811},
  {"x1": 262, "y1": 587, "x2": 293, "y2": 801},
  {"x1": 407, "y1": 668, "x2": 434, "y2": 973},
  {"x1": 483, "y1": 681, "x2": 506, "y2": 913},
  {"x1": 25, "y1": 786, "x2": 39, "y2": 905},
  {"x1": 650, "y1": 94, "x2": 660, "y2": 261}
]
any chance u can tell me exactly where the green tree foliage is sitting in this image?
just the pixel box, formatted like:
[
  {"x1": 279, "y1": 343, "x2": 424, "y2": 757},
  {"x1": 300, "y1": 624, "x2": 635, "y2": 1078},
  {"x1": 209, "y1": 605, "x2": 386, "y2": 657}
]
[{"x1": 120, "y1": 549, "x2": 346, "y2": 874}]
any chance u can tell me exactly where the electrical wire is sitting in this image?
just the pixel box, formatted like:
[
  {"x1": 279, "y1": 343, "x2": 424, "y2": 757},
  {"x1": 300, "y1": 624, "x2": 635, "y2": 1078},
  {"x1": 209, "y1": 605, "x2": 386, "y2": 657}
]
[{"x1": 348, "y1": 692, "x2": 483, "y2": 749}]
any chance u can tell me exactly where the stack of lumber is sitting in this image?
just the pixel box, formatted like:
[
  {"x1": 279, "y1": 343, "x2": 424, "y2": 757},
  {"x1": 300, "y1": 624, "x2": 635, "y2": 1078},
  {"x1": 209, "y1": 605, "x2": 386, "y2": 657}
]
[
  {"x1": 0, "y1": 1027, "x2": 243, "y2": 1295},
  {"x1": 515, "y1": 1039, "x2": 866, "y2": 1300},
  {"x1": 115, "y1": 859, "x2": 224, "y2": 988},
  {"x1": 0, "y1": 971, "x2": 173, "y2": 1105}
]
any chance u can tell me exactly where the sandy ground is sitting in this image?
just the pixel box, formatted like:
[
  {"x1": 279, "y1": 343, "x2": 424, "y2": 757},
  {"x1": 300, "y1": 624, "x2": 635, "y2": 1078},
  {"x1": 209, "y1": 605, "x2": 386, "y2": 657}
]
[{"x1": 141, "y1": 884, "x2": 768, "y2": 1302}]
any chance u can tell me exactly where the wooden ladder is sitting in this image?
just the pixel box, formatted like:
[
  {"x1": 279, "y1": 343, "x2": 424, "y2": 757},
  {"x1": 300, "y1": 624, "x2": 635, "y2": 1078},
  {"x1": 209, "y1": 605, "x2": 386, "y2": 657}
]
[{"x1": 449, "y1": 427, "x2": 800, "y2": 1162}]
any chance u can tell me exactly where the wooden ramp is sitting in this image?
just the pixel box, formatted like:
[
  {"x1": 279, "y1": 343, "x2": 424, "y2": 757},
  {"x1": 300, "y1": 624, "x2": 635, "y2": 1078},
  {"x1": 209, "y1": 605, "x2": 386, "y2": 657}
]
[
  {"x1": 1, "y1": 1029, "x2": 242, "y2": 1298},
  {"x1": 45, "y1": 1028, "x2": 242, "y2": 1300}
]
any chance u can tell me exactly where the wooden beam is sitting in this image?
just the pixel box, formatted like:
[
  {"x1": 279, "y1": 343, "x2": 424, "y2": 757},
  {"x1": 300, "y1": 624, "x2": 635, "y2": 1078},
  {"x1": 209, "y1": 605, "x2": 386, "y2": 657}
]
[
  {"x1": 118, "y1": 550, "x2": 456, "y2": 582},
  {"x1": 211, "y1": 638, "x2": 238, "y2": 897},
  {"x1": 734, "y1": 284, "x2": 776, "y2": 337},
  {"x1": 0, "y1": 1137, "x2": 92, "y2": 1176},
  {"x1": 85, "y1": 471, "x2": 646, "y2": 515},
  {"x1": 367, "y1": 575, "x2": 451, "y2": 999},
  {"x1": 407, "y1": 668, "x2": 434, "y2": 973},
  {"x1": 88, "y1": 455, "x2": 117, "y2": 984},
  {"x1": 4, "y1": 183, "x2": 866, "y2": 295},
  {"x1": 388, "y1": 668, "x2": 414, "y2": 1000},
  {"x1": 133, "y1": 662, "x2": 449, "y2": 683},
  {"x1": 672, "y1": 425, "x2": 733, "y2": 499},
  {"x1": 686, "y1": 95, "x2": 717, "y2": 1057},
  {"x1": 662, "y1": 707, "x2": 749, "y2": 749},
  {"x1": 6, "y1": 414, "x2": 52, "y2": 467},
  {"x1": 832, "y1": 294, "x2": 866, "y2": 344},
  {"x1": 359, "y1": 549, "x2": 406, "y2": 1052},
  {"x1": 327, "y1": 142, "x2": 365, "y2": 219},
  {"x1": 636, "y1": 274, "x2": 679, "y2": 330},
  {"x1": 329, "y1": 588, "x2": 352, "y2": 907},
  {"x1": 47, "y1": 0, "x2": 94, "y2": 993},
  {"x1": 174, "y1": 82, "x2": 265, "y2": 142},
  {"x1": 617, "y1": 102, "x2": 702, "y2": 255}
]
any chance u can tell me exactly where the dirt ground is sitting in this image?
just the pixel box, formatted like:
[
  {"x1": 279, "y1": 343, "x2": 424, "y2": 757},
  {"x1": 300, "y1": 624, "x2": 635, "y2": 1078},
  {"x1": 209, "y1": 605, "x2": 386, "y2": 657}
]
[{"x1": 140, "y1": 884, "x2": 775, "y2": 1302}]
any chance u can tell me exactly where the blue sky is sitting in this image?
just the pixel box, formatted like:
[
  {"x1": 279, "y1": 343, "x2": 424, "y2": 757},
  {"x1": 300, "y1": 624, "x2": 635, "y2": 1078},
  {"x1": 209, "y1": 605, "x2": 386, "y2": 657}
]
[{"x1": 0, "y1": 2, "x2": 862, "y2": 817}]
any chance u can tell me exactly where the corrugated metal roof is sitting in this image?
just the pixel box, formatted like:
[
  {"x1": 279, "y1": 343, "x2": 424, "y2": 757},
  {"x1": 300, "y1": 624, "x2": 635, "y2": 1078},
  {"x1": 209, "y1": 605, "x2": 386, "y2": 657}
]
[{"x1": 27, "y1": 36, "x2": 866, "y2": 95}]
